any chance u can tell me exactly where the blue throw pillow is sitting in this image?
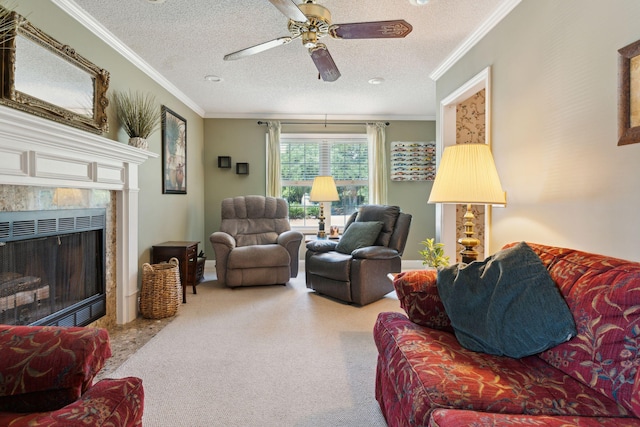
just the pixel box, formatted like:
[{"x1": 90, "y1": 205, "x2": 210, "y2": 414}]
[
  {"x1": 335, "y1": 221, "x2": 383, "y2": 254},
  {"x1": 436, "y1": 242, "x2": 576, "y2": 358}
]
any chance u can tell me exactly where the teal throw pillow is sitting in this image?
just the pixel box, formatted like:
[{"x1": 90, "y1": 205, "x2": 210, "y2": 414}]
[
  {"x1": 436, "y1": 242, "x2": 576, "y2": 358},
  {"x1": 335, "y1": 221, "x2": 384, "y2": 254}
]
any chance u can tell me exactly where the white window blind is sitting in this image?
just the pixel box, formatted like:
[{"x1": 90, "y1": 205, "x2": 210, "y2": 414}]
[{"x1": 280, "y1": 133, "x2": 368, "y2": 229}]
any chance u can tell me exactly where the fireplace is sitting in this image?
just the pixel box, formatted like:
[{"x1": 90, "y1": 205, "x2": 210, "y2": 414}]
[
  {"x1": 0, "y1": 208, "x2": 107, "y2": 326},
  {"x1": 0, "y1": 105, "x2": 157, "y2": 325}
]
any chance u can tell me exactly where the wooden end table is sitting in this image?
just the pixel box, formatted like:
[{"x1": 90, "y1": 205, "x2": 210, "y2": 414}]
[{"x1": 151, "y1": 241, "x2": 200, "y2": 303}]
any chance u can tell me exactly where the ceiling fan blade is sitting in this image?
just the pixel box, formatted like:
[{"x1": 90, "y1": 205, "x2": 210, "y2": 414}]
[
  {"x1": 268, "y1": 0, "x2": 309, "y2": 23},
  {"x1": 224, "y1": 36, "x2": 293, "y2": 61},
  {"x1": 309, "y1": 44, "x2": 341, "y2": 82},
  {"x1": 329, "y1": 20, "x2": 413, "y2": 39}
]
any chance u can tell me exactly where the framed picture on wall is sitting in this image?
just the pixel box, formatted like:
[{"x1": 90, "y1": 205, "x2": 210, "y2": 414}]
[
  {"x1": 390, "y1": 141, "x2": 436, "y2": 181},
  {"x1": 161, "y1": 106, "x2": 187, "y2": 194},
  {"x1": 618, "y1": 38, "x2": 640, "y2": 146}
]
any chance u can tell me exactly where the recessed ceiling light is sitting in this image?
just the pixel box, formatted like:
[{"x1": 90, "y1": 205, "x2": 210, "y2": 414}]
[
  {"x1": 409, "y1": 0, "x2": 429, "y2": 5},
  {"x1": 145, "y1": 0, "x2": 166, "y2": 4},
  {"x1": 204, "y1": 75, "x2": 222, "y2": 82},
  {"x1": 368, "y1": 77, "x2": 385, "y2": 85}
]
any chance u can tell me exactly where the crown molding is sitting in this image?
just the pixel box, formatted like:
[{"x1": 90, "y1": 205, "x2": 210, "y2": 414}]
[
  {"x1": 203, "y1": 112, "x2": 436, "y2": 121},
  {"x1": 429, "y1": 0, "x2": 522, "y2": 81},
  {"x1": 52, "y1": 0, "x2": 205, "y2": 118}
]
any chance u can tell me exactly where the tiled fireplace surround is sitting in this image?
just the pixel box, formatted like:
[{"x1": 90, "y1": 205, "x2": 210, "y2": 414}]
[{"x1": 0, "y1": 105, "x2": 157, "y2": 327}]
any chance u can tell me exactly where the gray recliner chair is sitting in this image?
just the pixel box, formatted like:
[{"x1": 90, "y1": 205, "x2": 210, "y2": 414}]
[
  {"x1": 210, "y1": 196, "x2": 303, "y2": 288},
  {"x1": 305, "y1": 205, "x2": 412, "y2": 305}
]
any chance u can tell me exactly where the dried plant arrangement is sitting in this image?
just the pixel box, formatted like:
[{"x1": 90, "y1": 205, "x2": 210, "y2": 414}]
[
  {"x1": 0, "y1": 2, "x2": 20, "y2": 46},
  {"x1": 113, "y1": 90, "x2": 161, "y2": 148}
]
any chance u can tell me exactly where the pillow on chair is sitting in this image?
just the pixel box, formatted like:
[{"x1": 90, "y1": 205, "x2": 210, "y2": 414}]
[
  {"x1": 355, "y1": 205, "x2": 400, "y2": 246},
  {"x1": 335, "y1": 221, "x2": 383, "y2": 254}
]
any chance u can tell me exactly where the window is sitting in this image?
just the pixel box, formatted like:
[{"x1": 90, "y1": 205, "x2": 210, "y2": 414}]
[{"x1": 280, "y1": 133, "x2": 368, "y2": 231}]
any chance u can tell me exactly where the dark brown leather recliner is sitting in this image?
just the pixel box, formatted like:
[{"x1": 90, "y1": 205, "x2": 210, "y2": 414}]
[
  {"x1": 210, "y1": 196, "x2": 303, "y2": 288},
  {"x1": 305, "y1": 205, "x2": 412, "y2": 305}
]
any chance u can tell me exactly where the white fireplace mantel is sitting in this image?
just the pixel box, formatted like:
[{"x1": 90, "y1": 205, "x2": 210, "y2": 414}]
[{"x1": 0, "y1": 105, "x2": 157, "y2": 325}]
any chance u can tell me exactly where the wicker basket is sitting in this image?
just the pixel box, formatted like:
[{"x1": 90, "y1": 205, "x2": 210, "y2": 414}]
[{"x1": 139, "y1": 257, "x2": 182, "y2": 319}]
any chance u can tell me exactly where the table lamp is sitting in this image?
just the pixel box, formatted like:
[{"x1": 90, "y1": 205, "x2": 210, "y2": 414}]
[
  {"x1": 309, "y1": 175, "x2": 339, "y2": 238},
  {"x1": 428, "y1": 144, "x2": 506, "y2": 263}
]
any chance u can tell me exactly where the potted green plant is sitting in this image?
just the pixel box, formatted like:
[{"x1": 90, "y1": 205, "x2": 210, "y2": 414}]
[
  {"x1": 419, "y1": 238, "x2": 450, "y2": 269},
  {"x1": 113, "y1": 90, "x2": 161, "y2": 150}
]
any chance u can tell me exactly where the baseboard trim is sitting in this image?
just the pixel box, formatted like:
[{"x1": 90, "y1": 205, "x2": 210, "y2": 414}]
[{"x1": 205, "y1": 259, "x2": 424, "y2": 275}]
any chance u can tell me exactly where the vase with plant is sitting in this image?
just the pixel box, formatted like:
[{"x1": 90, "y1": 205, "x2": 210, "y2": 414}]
[
  {"x1": 113, "y1": 90, "x2": 161, "y2": 150},
  {"x1": 419, "y1": 238, "x2": 450, "y2": 269}
]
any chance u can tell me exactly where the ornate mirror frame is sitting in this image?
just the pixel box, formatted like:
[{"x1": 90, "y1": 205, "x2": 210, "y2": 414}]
[{"x1": 0, "y1": 9, "x2": 109, "y2": 134}]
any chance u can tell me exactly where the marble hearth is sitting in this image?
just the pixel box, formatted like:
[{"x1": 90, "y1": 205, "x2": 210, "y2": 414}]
[{"x1": 0, "y1": 105, "x2": 157, "y2": 325}]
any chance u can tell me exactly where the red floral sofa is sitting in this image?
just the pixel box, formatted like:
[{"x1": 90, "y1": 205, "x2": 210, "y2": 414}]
[
  {"x1": 374, "y1": 242, "x2": 640, "y2": 426},
  {"x1": 0, "y1": 325, "x2": 144, "y2": 426}
]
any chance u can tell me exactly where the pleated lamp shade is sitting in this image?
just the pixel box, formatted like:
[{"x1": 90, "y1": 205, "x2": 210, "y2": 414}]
[
  {"x1": 428, "y1": 144, "x2": 506, "y2": 205},
  {"x1": 310, "y1": 176, "x2": 339, "y2": 202}
]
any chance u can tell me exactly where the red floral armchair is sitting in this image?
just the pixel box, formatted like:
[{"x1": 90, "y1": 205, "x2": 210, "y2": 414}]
[{"x1": 0, "y1": 325, "x2": 143, "y2": 426}]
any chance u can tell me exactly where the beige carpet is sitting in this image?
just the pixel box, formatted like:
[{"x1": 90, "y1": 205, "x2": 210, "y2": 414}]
[{"x1": 111, "y1": 270, "x2": 404, "y2": 426}]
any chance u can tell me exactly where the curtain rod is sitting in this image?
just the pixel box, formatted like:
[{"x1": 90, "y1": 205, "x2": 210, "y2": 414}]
[{"x1": 257, "y1": 120, "x2": 390, "y2": 127}]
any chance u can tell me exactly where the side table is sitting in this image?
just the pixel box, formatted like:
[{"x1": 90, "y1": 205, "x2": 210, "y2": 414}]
[
  {"x1": 305, "y1": 235, "x2": 341, "y2": 243},
  {"x1": 151, "y1": 241, "x2": 200, "y2": 303}
]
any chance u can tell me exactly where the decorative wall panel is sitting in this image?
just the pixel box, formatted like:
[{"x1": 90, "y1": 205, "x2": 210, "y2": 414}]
[
  {"x1": 456, "y1": 89, "x2": 486, "y2": 261},
  {"x1": 390, "y1": 141, "x2": 436, "y2": 181}
]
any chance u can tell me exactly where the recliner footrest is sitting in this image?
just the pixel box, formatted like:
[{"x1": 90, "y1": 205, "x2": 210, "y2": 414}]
[{"x1": 228, "y1": 245, "x2": 290, "y2": 269}]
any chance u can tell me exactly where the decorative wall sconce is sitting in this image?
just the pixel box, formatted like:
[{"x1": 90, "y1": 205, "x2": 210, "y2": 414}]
[
  {"x1": 236, "y1": 163, "x2": 249, "y2": 175},
  {"x1": 218, "y1": 156, "x2": 231, "y2": 168}
]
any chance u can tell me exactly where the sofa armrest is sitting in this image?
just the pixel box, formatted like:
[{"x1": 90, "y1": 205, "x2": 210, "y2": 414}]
[
  {"x1": 277, "y1": 230, "x2": 303, "y2": 247},
  {"x1": 278, "y1": 230, "x2": 304, "y2": 276},
  {"x1": 306, "y1": 239, "x2": 338, "y2": 253},
  {"x1": 0, "y1": 377, "x2": 144, "y2": 427},
  {"x1": 0, "y1": 325, "x2": 111, "y2": 412},
  {"x1": 209, "y1": 231, "x2": 236, "y2": 284},
  {"x1": 393, "y1": 270, "x2": 453, "y2": 332},
  {"x1": 209, "y1": 231, "x2": 236, "y2": 251},
  {"x1": 352, "y1": 246, "x2": 398, "y2": 259}
]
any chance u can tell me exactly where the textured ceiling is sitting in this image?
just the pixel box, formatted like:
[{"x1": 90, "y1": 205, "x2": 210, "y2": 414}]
[{"x1": 66, "y1": 0, "x2": 508, "y2": 119}]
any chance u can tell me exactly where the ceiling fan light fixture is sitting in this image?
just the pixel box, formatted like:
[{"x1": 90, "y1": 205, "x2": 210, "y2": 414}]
[
  {"x1": 302, "y1": 31, "x2": 318, "y2": 48},
  {"x1": 409, "y1": 0, "x2": 429, "y2": 5}
]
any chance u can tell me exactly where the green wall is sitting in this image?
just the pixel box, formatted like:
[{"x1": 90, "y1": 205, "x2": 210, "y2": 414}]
[
  {"x1": 18, "y1": 1, "x2": 435, "y2": 271},
  {"x1": 435, "y1": 0, "x2": 640, "y2": 260},
  {"x1": 18, "y1": 2, "x2": 206, "y2": 272},
  {"x1": 203, "y1": 119, "x2": 435, "y2": 261}
]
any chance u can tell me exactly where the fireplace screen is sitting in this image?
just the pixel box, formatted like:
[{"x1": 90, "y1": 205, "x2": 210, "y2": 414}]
[{"x1": 0, "y1": 209, "x2": 106, "y2": 326}]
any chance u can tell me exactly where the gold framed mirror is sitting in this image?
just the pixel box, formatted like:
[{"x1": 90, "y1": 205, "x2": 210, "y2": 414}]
[{"x1": 0, "y1": 9, "x2": 109, "y2": 134}]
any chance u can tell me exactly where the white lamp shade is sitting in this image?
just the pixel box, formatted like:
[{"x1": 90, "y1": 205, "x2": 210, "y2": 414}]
[
  {"x1": 309, "y1": 176, "x2": 339, "y2": 202},
  {"x1": 428, "y1": 144, "x2": 506, "y2": 205}
]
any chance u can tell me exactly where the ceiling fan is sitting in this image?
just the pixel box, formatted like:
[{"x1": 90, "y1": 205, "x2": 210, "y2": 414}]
[{"x1": 223, "y1": 0, "x2": 413, "y2": 82}]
